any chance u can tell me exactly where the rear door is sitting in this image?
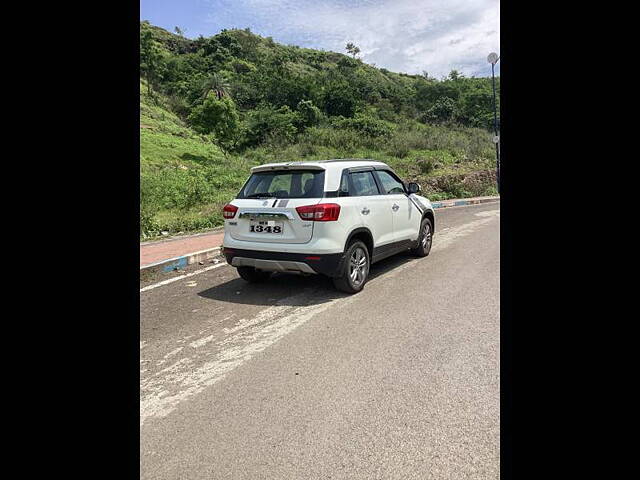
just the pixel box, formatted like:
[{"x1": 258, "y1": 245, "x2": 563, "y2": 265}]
[{"x1": 226, "y1": 169, "x2": 324, "y2": 244}]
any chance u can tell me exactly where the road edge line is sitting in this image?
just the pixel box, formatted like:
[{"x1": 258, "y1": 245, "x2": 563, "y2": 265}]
[{"x1": 140, "y1": 263, "x2": 228, "y2": 293}]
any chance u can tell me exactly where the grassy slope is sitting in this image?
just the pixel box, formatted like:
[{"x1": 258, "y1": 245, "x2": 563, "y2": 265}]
[{"x1": 140, "y1": 80, "x2": 259, "y2": 237}]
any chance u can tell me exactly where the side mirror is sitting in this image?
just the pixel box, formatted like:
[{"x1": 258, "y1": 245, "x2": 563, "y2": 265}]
[{"x1": 407, "y1": 182, "x2": 421, "y2": 194}]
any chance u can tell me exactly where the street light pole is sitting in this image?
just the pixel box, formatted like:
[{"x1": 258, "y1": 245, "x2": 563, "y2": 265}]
[{"x1": 487, "y1": 53, "x2": 500, "y2": 193}]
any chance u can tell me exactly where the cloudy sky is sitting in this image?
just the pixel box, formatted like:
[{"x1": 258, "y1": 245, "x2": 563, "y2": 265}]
[{"x1": 140, "y1": 0, "x2": 500, "y2": 78}]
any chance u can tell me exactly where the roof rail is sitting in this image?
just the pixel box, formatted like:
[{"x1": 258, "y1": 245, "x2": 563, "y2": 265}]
[{"x1": 317, "y1": 158, "x2": 377, "y2": 163}]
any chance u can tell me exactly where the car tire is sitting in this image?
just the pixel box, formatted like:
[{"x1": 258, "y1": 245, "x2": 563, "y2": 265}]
[
  {"x1": 411, "y1": 217, "x2": 433, "y2": 257},
  {"x1": 332, "y1": 240, "x2": 370, "y2": 294},
  {"x1": 237, "y1": 266, "x2": 271, "y2": 283}
]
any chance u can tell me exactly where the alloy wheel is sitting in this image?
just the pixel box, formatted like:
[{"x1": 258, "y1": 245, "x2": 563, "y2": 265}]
[
  {"x1": 349, "y1": 247, "x2": 368, "y2": 287},
  {"x1": 422, "y1": 223, "x2": 432, "y2": 250}
]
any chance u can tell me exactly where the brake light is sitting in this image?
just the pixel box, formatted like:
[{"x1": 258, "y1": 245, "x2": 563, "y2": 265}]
[
  {"x1": 222, "y1": 203, "x2": 238, "y2": 219},
  {"x1": 296, "y1": 203, "x2": 341, "y2": 221}
]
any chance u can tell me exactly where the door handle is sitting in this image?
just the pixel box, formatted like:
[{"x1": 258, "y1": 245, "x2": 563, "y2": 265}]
[
  {"x1": 361, "y1": 207, "x2": 370, "y2": 215},
  {"x1": 392, "y1": 204, "x2": 399, "y2": 211}
]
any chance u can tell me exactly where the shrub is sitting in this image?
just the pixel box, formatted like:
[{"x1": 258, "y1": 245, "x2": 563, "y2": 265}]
[
  {"x1": 230, "y1": 59, "x2": 256, "y2": 74},
  {"x1": 421, "y1": 96, "x2": 457, "y2": 124},
  {"x1": 295, "y1": 100, "x2": 322, "y2": 129},
  {"x1": 165, "y1": 93, "x2": 191, "y2": 119},
  {"x1": 241, "y1": 104, "x2": 299, "y2": 147},
  {"x1": 385, "y1": 138, "x2": 411, "y2": 158},
  {"x1": 300, "y1": 126, "x2": 369, "y2": 152},
  {"x1": 140, "y1": 204, "x2": 160, "y2": 237},
  {"x1": 416, "y1": 158, "x2": 435, "y2": 174},
  {"x1": 332, "y1": 113, "x2": 394, "y2": 138},
  {"x1": 321, "y1": 83, "x2": 359, "y2": 117}
]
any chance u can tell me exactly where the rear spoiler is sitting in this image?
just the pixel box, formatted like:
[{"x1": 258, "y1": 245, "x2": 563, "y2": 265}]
[{"x1": 251, "y1": 163, "x2": 325, "y2": 173}]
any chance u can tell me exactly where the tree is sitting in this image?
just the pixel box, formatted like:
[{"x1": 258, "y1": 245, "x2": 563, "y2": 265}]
[
  {"x1": 188, "y1": 95, "x2": 240, "y2": 154},
  {"x1": 174, "y1": 26, "x2": 184, "y2": 36},
  {"x1": 345, "y1": 42, "x2": 361, "y2": 59},
  {"x1": 199, "y1": 72, "x2": 231, "y2": 101},
  {"x1": 448, "y1": 69, "x2": 463, "y2": 81},
  {"x1": 140, "y1": 26, "x2": 166, "y2": 99}
]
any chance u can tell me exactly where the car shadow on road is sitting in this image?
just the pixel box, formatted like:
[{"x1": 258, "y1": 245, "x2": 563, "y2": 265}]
[{"x1": 197, "y1": 253, "x2": 417, "y2": 307}]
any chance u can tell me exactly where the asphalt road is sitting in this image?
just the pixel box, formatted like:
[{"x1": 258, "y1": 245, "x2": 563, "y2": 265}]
[{"x1": 140, "y1": 202, "x2": 500, "y2": 479}]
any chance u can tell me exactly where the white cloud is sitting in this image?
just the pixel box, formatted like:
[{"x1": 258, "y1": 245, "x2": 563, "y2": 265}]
[{"x1": 206, "y1": 0, "x2": 500, "y2": 77}]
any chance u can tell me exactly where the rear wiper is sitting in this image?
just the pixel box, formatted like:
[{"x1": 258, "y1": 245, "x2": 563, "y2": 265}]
[{"x1": 246, "y1": 192, "x2": 276, "y2": 198}]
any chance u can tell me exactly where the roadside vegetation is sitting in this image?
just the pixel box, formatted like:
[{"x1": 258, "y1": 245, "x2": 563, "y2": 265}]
[{"x1": 140, "y1": 22, "x2": 499, "y2": 239}]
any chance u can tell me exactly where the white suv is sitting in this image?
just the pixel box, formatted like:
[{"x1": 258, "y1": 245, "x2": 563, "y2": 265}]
[{"x1": 221, "y1": 159, "x2": 435, "y2": 293}]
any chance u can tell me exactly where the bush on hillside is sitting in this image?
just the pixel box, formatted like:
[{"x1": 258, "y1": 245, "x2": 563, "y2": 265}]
[
  {"x1": 331, "y1": 113, "x2": 394, "y2": 138},
  {"x1": 295, "y1": 100, "x2": 322, "y2": 129},
  {"x1": 457, "y1": 88, "x2": 496, "y2": 130},
  {"x1": 320, "y1": 82, "x2": 359, "y2": 117},
  {"x1": 230, "y1": 59, "x2": 256, "y2": 74},
  {"x1": 299, "y1": 126, "x2": 372, "y2": 152},
  {"x1": 421, "y1": 96, "x2": 457, "y2": 124},
  {"x1": 188, "y1": 95, "x2": 240, "y2": 153},
  {"x1": 241, "y1": 104, "x2": 299, "y2": 147}
]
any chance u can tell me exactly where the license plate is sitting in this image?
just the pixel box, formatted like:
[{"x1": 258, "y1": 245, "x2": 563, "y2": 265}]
[{"x1": 249, "y1": 220, "x2": 284, "y2": 234}]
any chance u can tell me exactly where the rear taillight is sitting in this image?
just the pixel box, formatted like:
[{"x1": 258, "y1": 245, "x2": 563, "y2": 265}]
[
  {"x1": 296, "y1": 203, "x2": 341, "y2": 221},
  {"x1": 223, "y1": 203, "x2": 238, "y2": 219}
]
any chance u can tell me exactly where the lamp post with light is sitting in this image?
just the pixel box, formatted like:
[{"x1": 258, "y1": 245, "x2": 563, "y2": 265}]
[{"x1": 487, "y1": 52, "x2": 500, "y2": 193}]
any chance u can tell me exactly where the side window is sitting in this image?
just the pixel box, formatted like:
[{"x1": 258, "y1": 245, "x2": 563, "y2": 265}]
[
  {"x1": 299, "y1": 172, "x2": 316, "y2": 196},
  {"x1": 376, "y1": 170, "x2": 405, "y2": 195},
  {"x1": 339, "y1": 171, "x2": 350, "y2": 196},
  {"x1": 349, "y1": 171, "x2": 380, "y2": 196}
]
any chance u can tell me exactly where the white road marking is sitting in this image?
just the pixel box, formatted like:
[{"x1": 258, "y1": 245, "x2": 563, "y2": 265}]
[
  {"x1": 189, "y1": 335, "x2": 215, "y2": 349},
  {"x1": 474, "y1": 209, "x2": 500, "y2": 217},
  {"x1": 140, "y1": 210, "x2": 500, "y2": 426},
  {"x1": 140, "y1": 263, "x2": 228, "y2": 293},
  {"x1": 140, "y1": 291, "x2": 353, "y2": 425},
  {"x1": 157, "y1": 347, "x2": 184, "y2": 367}
]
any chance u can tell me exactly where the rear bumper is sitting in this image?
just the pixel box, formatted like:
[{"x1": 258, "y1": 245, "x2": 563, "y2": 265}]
[
  {"x1": 222, "y1": 228, "x2": 345, "y2": 254},
  {"x1": 222, "y1": 247, "x2": 344, "y2": 277}
]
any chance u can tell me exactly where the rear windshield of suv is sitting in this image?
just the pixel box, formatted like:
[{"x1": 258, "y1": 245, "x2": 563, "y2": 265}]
[{"x1": 237, "y1": 170, "x2": 325, "y2": 199}]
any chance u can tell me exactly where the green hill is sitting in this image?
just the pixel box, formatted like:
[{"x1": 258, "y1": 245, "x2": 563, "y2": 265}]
[{"x1": 140, "y1": 22, "x2": 499, "y2": 239}]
